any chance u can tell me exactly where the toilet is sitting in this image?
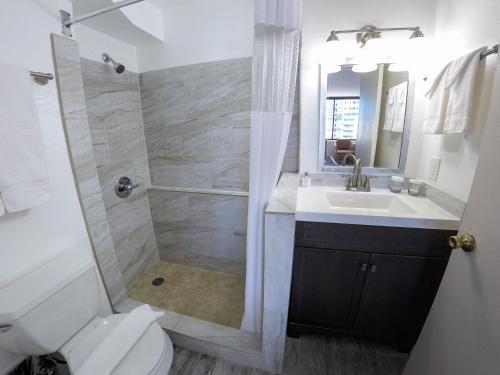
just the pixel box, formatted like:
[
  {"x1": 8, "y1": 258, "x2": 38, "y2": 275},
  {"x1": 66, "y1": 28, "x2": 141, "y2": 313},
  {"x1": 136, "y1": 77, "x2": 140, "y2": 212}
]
[{"x1": 0, "y1": 248, "x2": 173, "y2": 374}]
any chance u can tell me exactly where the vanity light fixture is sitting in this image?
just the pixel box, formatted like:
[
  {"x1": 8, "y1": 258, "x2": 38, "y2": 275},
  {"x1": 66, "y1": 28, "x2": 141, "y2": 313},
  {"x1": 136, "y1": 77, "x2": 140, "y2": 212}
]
[
  {"x1": 409, "y1": 27, "x2": 425, "y2": 40},
  {"x1": 326, "y1": 24, "x2": 424, "y2": 48},
  {"x1": 326, "y1": 31, "x2": 339, "y2": 42}
]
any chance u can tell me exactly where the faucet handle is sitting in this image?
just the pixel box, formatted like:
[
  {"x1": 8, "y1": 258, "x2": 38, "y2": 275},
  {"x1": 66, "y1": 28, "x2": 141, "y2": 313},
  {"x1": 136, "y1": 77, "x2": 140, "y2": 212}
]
[{"x1": 362, "y1": 176, "x2": 371, "y2": 191}]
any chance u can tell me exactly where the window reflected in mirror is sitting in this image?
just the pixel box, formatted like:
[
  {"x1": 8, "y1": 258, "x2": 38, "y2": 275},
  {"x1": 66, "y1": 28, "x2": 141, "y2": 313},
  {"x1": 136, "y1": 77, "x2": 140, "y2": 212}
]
[{"x1": 321, "y1": 64, "x2": 409, "y2": 169}]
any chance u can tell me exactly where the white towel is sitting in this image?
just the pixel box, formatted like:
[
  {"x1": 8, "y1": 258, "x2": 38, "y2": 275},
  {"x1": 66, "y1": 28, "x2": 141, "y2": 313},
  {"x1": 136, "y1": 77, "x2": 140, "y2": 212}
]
[
  {"x1": 383, "y1": 86, "x2": 397, "y2": 130},
  {"x1": 423, "y1": 47, "x2": 486, "y2": 134},
  {"x1": 391, "y1": 82, "x2": 408, "y2": 133},
  {"x1": 444, "y1": 47, "x2": 486, "y2": 133},
  {"x1": 0, "y1": 63, "x2": 50, "y2": 214},
  {"x1": 75, "y1": 305, "x2": 164, "y2": 375},
  {"x1": 423, "y1": 66, "x2": 449, "y2": 134}
]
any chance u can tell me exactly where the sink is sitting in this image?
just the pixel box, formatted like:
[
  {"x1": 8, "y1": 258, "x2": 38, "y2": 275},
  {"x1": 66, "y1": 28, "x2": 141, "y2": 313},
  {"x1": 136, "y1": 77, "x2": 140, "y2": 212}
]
[
  {"x1": 295, "y1": 186, "x2": 461, "y2": 230},
  {"x1": 326, "y1": 191, "x2": 416, "y2": 214}
]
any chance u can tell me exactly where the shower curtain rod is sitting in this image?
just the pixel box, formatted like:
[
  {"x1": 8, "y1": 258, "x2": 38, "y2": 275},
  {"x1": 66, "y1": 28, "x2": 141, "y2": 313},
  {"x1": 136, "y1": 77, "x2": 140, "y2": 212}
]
[{"x1": 60, "y1": 0, "x2": 146, "y2": 37}]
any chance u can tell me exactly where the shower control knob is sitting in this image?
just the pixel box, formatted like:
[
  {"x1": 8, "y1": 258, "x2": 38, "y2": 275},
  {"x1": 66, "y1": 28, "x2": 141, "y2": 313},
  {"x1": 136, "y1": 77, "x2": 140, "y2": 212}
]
[{"x1": 114, "y1": 176, "x2": 139, "y2": 198}]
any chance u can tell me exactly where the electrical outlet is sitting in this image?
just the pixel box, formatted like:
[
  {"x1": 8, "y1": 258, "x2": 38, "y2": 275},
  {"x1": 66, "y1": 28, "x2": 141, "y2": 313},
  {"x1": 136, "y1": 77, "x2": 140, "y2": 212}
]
[{"x1": 429, "y1": 157, "x2": 441, "y2": 181}]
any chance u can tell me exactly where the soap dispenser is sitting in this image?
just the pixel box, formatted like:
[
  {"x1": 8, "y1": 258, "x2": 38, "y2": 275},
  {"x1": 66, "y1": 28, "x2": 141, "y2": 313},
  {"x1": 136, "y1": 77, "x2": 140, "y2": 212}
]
[{"x1": 302, "y1": 172, "x2": 312, "y2": 187}]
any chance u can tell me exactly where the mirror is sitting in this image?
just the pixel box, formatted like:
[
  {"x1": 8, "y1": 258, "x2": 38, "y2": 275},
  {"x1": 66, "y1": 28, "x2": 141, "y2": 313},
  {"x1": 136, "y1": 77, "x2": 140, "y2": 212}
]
[{"x1": 319, "y1": 64, "x2": 411, "y2": 171}]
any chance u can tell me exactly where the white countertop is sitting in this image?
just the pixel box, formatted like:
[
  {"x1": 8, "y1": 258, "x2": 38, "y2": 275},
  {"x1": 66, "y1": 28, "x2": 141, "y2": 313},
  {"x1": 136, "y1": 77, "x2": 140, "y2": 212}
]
[
  {"x1": 266, "y1": 173, "x2": 300, "y2": 215},
  {"x1": 295, "y1": 186, "x2": 461, "y2": 230}
]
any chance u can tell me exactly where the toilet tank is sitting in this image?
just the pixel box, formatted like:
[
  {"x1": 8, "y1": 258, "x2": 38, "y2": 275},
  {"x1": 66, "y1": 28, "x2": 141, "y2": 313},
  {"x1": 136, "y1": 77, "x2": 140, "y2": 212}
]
[{"x1": 0, "y1": 247, "x2": 100, "y2": 356}]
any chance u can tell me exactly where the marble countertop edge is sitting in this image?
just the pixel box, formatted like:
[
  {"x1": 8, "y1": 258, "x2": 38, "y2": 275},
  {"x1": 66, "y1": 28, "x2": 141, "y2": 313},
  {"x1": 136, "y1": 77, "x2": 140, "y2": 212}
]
[{"x1": 265, "y1": 173, "x2": 300, "y2": 215}]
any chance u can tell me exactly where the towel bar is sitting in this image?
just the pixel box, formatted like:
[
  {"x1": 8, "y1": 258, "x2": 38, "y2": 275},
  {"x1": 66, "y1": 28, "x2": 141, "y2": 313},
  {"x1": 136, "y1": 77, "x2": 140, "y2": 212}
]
[
  {"x1": 29, "y1": 71, "x2": 54, "y2": 85},
  {"x1": 480, "y1": 44, "x2": 499, "y2": 60}
]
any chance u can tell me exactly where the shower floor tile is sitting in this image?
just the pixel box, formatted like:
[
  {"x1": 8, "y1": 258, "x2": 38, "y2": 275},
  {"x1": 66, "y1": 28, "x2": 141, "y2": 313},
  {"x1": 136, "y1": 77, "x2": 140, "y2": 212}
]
[{"x1": 127, "y1": 260, "x2": 245, "y2": 329}]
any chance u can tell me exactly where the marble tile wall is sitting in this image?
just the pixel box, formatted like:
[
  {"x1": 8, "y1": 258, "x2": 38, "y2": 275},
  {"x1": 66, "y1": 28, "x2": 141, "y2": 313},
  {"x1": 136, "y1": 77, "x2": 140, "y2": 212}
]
[
  {"x1": 282, "y1": 78, "x2": 301, "y2": 173},
  {"x1": 263, "y1": 173, "x2": 299, "y2": 373},
  {"x1": 140, "y1": 57, "x2": 300, "y2": 190},
  {"x1": 148, "y1": 190, "x2": 247, "y2": 275},
  {"x1": 140, "y1": 57, "x2": 253, "y2": 191},
  {"x1": 80, "y1": 58, "x2": 158, "y2": 288},
  {"x1": 51, "y1": 34, "x2": 127, "y2": 305},
  {"x1": 139, "y1": 58, "x2": 299, "y2": 273}
]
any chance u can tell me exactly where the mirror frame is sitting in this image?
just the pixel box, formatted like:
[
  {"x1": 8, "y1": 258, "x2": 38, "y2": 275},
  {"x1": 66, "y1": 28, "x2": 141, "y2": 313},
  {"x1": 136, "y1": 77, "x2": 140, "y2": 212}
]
[{"x1": 318, "y1": 64, "x2": 415, "y2": 176}]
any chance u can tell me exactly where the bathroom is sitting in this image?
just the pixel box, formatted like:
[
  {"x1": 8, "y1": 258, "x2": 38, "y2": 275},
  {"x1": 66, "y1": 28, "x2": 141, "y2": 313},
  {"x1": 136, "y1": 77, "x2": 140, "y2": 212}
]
[{"x1": 1, "y1": 0, "x2": 500, "y2": 374}]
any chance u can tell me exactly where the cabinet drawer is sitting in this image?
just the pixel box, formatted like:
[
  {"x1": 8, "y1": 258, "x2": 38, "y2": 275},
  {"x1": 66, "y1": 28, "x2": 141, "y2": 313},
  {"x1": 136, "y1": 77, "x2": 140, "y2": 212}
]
[{"x1": 295, "y1": 221, "x2": 455, "y2": 258}]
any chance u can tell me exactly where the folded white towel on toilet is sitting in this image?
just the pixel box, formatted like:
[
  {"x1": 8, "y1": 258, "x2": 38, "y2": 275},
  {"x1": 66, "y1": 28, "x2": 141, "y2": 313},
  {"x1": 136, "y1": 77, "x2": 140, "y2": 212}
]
[
  {"x1": 75, "y1": 305, "x2": 164, "y2": 375},
  {"x1": 0, "y1": 62, "x2": 50, "y2": 214}
]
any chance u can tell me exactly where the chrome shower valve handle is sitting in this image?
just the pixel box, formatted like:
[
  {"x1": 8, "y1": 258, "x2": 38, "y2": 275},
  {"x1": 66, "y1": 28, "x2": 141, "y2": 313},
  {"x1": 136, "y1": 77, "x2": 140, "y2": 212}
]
[{"x1": 114, "y1": 176, "x2": 139, "y2": 198}]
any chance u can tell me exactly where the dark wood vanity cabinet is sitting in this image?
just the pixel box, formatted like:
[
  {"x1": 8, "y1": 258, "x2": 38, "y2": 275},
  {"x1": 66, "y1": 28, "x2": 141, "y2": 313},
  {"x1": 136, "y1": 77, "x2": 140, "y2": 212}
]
[{"x1": 288, "y1": 221, "x2": 456, "y2": 351}]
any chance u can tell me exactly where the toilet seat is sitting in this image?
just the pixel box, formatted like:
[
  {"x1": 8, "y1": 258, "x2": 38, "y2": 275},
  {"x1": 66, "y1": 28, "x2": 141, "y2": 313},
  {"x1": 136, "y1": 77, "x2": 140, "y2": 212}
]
[{"x1": 60, "y1": 314, "x2": 173, "y2": 375}]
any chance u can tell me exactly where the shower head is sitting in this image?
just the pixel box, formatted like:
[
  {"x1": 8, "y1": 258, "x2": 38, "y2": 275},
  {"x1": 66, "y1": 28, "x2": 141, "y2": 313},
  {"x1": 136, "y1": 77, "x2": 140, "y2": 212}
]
[{"x1": 102, "y1": 53, "x2": 125, "y2": 74}]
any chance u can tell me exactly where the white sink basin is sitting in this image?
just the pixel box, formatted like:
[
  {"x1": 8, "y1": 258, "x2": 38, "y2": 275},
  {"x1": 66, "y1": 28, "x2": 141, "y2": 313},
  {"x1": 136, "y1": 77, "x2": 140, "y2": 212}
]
[
  {"x1": 296, "y1": 186, "x2": 461, "y2": 230},
  {"x1": 326, "y1": 191, "x2": 416, "y2": 214}
]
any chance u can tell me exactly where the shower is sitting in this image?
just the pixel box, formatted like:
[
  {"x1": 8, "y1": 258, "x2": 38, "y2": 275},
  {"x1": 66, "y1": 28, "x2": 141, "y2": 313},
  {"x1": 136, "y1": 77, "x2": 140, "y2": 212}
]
[{"x1": 102, "y1": 53, "x2": 125, "y2": 73}]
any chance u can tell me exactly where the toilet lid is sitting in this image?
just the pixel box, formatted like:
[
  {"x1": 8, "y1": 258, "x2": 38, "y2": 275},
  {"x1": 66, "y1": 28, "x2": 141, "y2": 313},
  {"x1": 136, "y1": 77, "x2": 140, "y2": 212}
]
[
  {"x1": 112, "y1": 322, "x2": 173, "y2": 375},
  {"x1": 61, "y1": 314, "x2": 172, "y2": 375}
]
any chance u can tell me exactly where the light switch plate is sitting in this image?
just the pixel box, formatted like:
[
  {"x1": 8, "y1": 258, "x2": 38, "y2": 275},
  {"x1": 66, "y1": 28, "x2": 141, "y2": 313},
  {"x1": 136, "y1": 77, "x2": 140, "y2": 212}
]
[{"x1": 429, "y1": 157, "x2": 441, "y2": 181}]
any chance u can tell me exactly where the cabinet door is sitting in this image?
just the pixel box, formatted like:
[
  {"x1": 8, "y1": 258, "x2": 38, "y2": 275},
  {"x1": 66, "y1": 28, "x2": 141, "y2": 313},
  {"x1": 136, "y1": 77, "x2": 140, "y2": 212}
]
[
  {"x1": 289, "y1": 247, "x2": 369, "y2": 330},
  {"x1": 355, "y1": 254, "x2": 448, "y2": 346}
]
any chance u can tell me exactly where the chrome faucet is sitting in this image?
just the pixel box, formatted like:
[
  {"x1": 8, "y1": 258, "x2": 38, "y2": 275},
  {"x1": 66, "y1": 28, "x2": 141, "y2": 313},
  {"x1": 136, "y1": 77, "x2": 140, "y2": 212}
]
[{"x1": 345, "y1": 154, "x2": 370, "y2": 192}]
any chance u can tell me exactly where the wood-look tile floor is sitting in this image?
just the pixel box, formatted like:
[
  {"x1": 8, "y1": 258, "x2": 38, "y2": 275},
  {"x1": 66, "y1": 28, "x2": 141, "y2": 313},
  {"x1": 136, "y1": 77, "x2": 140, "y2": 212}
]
[
  {"x1": 128, "y1": 261, "x2": 245, "y2": 328},
  {"x1": 170, "y1": 335, "x2": 408, "y2": 375}
]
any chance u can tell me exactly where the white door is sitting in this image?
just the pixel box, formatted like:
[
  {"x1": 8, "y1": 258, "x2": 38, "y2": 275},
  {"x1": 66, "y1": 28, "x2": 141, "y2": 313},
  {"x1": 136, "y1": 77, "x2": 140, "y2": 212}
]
[{"x1": 403, "y1": 62, "x2": 500, "y2": 374}]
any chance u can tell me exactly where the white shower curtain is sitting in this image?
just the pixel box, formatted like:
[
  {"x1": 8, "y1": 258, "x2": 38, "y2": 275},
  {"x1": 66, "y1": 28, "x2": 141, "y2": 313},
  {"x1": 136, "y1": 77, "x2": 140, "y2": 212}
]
[{"x1": 241, "y1": 0, "x2": 301, "y2": 334}]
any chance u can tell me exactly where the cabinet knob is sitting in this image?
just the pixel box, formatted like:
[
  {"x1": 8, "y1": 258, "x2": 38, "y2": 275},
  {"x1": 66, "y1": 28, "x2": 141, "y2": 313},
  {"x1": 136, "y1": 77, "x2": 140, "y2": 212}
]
[{"x1": 449, "y1": 233, "x2": 476, "y2": 252}]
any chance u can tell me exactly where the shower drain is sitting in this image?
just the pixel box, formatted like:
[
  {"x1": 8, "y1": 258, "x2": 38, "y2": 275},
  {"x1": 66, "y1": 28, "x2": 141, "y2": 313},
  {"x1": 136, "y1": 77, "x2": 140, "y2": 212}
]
[{"x1": 152, "y1": 277, "x2": 165, "y2": 286}]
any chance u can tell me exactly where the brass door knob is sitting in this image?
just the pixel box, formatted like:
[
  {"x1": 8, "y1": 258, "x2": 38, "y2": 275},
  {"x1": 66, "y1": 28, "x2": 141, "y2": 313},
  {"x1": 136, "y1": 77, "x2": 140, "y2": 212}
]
[{"x1": 449, "y1": 233, "x2": 476, "y2": 252}]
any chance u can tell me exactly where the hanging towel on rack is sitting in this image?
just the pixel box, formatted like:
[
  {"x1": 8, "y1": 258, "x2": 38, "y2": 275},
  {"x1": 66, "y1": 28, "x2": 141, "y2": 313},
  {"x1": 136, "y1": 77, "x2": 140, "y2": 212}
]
[
  {"x1": 384, "y1": 82, "x2": 408, "y2": 132},
  {"x1": 0, "y1": 62, "x2": 50, "y2": 215},
  {"x1": 423, "y1": 63, "x2": 451, "y2": 134},
  {"x1": 423, "y1": 47, "x2": 486, "y2": 134},
  {"x1": 383, "y1": 85, "x2": 397, "y2": 130},
  {"x1": 391, "y1": 82, "x2": 408, "y2": 133},
  {"x1": 444, "y1": 47, "x2": 486, "y2": 133}
]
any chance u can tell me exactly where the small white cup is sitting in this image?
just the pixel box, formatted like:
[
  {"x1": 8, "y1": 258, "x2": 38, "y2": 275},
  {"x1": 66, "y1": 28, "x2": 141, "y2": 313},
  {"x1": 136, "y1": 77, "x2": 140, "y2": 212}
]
[
  {"x1": 408, "y1": 178, "x2": 423, "y2": 196},
  {"x1": 390, "y1": 176, "x2": 404, "y2": 193}
]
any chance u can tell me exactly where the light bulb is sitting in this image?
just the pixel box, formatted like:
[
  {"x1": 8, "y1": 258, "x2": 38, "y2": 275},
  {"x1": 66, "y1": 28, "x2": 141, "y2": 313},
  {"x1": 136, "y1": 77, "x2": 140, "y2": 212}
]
[
  {"x1": 363, "y1": 37, "x2": 385, "y2": 61},
  {"x1": 352, "y1": 64, "x2": 378, "y2": 73},
  {"x1": 388, "y1": 63, "x2": 409, "y2": 72},
  {"x1": 319, "y1": 42, "x2": 343, "y2": 65},
  {"x1": 324, "y1": 64, "x2": 342, "y2": 74}
]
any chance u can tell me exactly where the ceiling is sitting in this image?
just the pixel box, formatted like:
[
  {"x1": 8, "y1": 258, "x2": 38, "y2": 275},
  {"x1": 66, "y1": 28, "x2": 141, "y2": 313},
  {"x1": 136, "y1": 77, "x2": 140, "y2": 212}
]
[{"x1": 71, "y1": 0, "x2": 165, "y2": 46}]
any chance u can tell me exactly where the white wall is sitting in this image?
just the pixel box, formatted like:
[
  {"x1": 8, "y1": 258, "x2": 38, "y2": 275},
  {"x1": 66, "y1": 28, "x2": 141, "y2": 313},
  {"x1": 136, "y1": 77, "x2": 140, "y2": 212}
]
[
  {"x1": 0, "y1": 1, "x2": 111, "y2": 371},
  {"x1": 75, "y1": 23, "x2": 139, "y2": 72},
  {"x1": 115, "y1": 0, "x2": 164, "y2": 41},
  {"x1": 327, "y1": 69, "x2": 361, "y2": 97},
  {"x1": 300, "y1": 0, "x2": 437, "y2": 174},
  {"x1": 414, "y1": 0, "x2": 500, "y2": 201},
  {"x1": 136, "y1": 0, "x2": 254, "y2": 72}
]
